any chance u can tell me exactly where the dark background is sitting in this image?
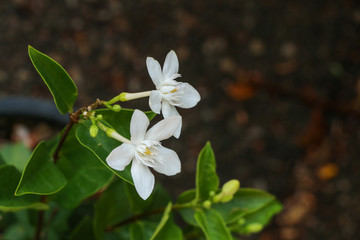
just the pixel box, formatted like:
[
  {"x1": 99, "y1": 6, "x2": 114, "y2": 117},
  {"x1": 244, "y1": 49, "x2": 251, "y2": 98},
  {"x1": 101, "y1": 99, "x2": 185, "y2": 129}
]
[{"x1": 1, "y1": 1, "x2": 360, "y2": 239}]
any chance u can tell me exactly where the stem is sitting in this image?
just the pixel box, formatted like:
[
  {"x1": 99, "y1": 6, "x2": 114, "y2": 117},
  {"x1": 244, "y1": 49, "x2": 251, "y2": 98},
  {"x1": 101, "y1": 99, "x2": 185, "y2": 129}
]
[
  {"x1": 52, "y1": 99, "x2": 104, "y2": 162},
  {"x1": 53, "y1": 121, "x2": 73, "y2": 163},
  {"x1": 106, "y1": 202, "x2": 194, "y2": 231},
  {"x1": 33, "y1": 196, "x2": 46, "y2": 240}
]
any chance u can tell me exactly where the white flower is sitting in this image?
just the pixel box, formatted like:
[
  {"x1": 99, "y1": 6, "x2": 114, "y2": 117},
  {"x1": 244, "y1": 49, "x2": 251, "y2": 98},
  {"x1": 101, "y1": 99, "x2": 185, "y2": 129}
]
[
  {"x1": 146, "y1": 50, "x2": 201, "y2": 138},
  {"x1": 106, "y1": 109, "x2": 182, "y2": 200}
]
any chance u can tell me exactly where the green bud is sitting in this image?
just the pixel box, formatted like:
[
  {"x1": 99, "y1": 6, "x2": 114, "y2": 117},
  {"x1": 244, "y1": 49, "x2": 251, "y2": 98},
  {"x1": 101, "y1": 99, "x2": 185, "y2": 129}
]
[
  {"x1": 203, "y1": 200, "x2": 212, "y2": 209},
  {"x1": 96, "y1": 114, "x2": 103, "y2": 120},
  {"x1": 112, "y1": 104, "x2": 121, "y2": 112},
  {"x1": 209, "y1": 191, "x2": 216, "y2": 197},
  {"x1": 237, "y1": 218, "x2": 245, "y2": 225},
  {"x1": 212, "y1": 193, "x2": 223, "y2": 203},
  {"x1": 245, "y1": 223, "x2": 263, "y2": 233},
  {"x1": 90, "y1": 125, "x2": 99, "y2": 137},
  {"x1": 222, "y1": 179, "x2": 240, "y2": 197},
  {"x1": 220, "y1": 195, "x2": 234, "y2": 203}
]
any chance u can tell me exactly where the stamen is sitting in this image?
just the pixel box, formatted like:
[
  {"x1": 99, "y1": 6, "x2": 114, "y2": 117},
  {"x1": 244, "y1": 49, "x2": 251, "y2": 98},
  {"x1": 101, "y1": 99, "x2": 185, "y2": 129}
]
[{"x1": 144, "y1": 147, "x2": 152, "y2": 155}]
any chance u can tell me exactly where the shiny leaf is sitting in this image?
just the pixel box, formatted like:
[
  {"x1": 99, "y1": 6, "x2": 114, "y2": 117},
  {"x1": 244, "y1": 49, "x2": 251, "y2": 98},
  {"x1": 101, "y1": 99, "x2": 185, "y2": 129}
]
[
  {"x1": 196, "y1": 142, "x2": 219, "y2": 202},
  {"x1": 28, "y1": 46, "x2": 77, "y2": 114},
  {"x1": 0, "y1": 165, "x2": 48, "y2": 212},
  {"x1": 15, "y1": 141, "x2": 67, "y2": 196}
]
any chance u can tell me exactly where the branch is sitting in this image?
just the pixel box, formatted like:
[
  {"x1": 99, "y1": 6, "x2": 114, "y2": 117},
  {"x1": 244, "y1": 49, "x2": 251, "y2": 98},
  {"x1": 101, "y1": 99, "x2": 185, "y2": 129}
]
[
  {"x1": 53, "y1": 99, "x2": 104, "y2": 162},
  {"x1": 33, "y1": 196, "x2": 47, "y2": 240}
]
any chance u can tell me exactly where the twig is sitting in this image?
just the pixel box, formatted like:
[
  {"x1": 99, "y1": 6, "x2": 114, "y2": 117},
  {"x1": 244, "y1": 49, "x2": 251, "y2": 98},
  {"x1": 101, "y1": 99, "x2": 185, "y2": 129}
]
[
  {"x1": 33, "y1": 195, "x2": 46, "y2": 240},
  {"x1": 52, "y1": 99, "x2": 104, "y2": 162},
  {"x1": 53, "y1": 120, "x2": 74, "y2": 163}
]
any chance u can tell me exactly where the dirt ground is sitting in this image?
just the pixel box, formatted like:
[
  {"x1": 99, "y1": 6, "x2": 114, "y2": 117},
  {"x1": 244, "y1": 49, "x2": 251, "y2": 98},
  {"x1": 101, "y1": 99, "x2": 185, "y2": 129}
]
[{"x1": 1, "y1": 1, "x2": 360, "y2": 239}]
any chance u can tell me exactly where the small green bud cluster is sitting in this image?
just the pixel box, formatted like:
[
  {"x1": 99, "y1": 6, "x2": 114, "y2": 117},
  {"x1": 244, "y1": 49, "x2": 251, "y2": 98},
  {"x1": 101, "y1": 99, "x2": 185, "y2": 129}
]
[{"x1": 84, "y1": 110, "x2": 105, "y2": 138}]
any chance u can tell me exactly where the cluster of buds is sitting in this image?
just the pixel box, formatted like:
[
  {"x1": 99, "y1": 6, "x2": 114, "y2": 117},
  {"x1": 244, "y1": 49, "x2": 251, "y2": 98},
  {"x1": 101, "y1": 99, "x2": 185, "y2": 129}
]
[{"x1": 203, "y1": 179, "x2": 240, "y2": 209}]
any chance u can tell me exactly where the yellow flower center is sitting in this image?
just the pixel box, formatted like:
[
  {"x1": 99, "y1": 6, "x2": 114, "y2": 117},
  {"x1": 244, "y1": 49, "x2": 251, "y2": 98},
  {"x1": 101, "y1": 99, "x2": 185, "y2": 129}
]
[{"x1": 144, "y1": 147, "x2": 152, "y2": 155}]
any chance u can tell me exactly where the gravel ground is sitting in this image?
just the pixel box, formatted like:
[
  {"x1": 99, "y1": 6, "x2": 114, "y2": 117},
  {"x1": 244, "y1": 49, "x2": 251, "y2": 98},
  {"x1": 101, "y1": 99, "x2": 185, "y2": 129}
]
[{"x1": 1, "y1": 1, "x2": 360, "y2": 239}]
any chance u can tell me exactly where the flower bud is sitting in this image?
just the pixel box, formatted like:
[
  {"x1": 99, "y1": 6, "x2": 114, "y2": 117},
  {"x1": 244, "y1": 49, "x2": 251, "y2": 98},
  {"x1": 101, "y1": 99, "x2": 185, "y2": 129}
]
[
  {"x1": 96, "y1": 114, "x2": 103, "y2": 120},
  {"x1": 245, "y1": 223, "x2": 263, "y2": 233},
  {"x1": 237, "y1": 218, "x2": 245, "y2": 225},
  {"x1": 221, "y1": 179, "x2": 240, "y2": 197},
  {"x1": 212, "y1": 193, "x2": 223, "y2": 203},
  {"x1": 90, "y1": 125, "x2": 99, "y2": 137},
  {"x1": 203, "y1": 200, "x2": 212, "y2": 209},
  {"x1": 220, "y1": 195, "x2": 233, "y2": 203},
  {"x1": 112, "y1": 104, "x2": 121, "y2": 112}
]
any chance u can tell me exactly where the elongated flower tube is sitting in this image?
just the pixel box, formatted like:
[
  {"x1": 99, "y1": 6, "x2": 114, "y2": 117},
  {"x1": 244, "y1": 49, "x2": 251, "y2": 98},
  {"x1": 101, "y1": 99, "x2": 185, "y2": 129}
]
[
  {"x1": 146, "y1": 50, "x2": 201, "y2": 138},
  {"x1": 106, "y1": 109, "x2": 182, "y2": 200}
]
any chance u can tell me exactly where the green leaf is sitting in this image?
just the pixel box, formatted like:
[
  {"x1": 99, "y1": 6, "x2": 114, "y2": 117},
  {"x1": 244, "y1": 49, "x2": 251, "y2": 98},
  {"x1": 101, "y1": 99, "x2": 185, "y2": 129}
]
[
  {"x1": 51, "y1": 127, "x2": 113, "y2": 209},
  {"x1": 123, "y1": 179, "x2": 170, "y2": 215},
  {"x1": 213, "y1": 188, "x2": 282, "y2": 224},
  {"x1": 194, "y1": 209, "x2": 232, "y2": 240},
  {"x1": 94, "y1": 179, "x2": 171, "y2": 239},
  {"x1": 230, "y1": 193, "x2": 282, "y2": 235},
  {"x1": 196, "y1": 142, "x2": 219, "y2": 202},
  {"x1": 28, "y1": 46, "x2": 78, "y2": 114},
  {"x1": 130, "y1": 221, "x2": 157, "y2": 240},
  {"x1": 43, "y1": 202, "x2": 72, "y2": 240},
  {"x1": 15, "y1": 141, "x2": 67, "y2": 196},
  {"x1": 94, "y1": 108, "x2": 156, "y2": 140},
  {"x1": 177, "y1": 189, "x2": 198, "y2": 226},
  {"x1": 69, "y1": 216, "x2": 95, "y2": 240},
  {"x1": 0, "y1": 165, "x2": 48, "y2": 212},
  {"x1": 1, "y1": 211, "x2": 35, "y2": 239},
  {"x1": 150, "y1": 202, "x2": 183, "y2": 240},
  {"x1": 76, "y1": 120, "x2": 133, "y2": 184},
  {"x1": 93, "y1": 180, "x2": 132, "y2": 240},
  {"x1": 76, "y1": 109, "x2": 156, "y2": 184},
  {"x1": 0, "y1": 143, "x2": 31, "y2": 172}
]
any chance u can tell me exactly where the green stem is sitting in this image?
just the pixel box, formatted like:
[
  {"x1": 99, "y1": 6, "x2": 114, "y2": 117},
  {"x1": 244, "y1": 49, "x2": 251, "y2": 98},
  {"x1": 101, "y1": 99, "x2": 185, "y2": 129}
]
[{"x1": 53, "y1": 99, "x2": 104, "y2": 162}]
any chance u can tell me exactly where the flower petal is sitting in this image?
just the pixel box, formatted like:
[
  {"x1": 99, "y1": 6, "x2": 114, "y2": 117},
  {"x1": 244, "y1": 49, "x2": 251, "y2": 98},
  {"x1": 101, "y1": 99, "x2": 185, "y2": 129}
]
[
  {"x1": 106, "y1": 143, "x2": 135, "y2": 171},
  {"x1": 146, "y1": 57, "x2": 163, "y2": 88},
  {"x1": 163, "y1": 50, "x2": 179, "y2": 80},
  {"x1": 149, "y1": 90, "x2": 162, "y2": 114},
  {"x1": 145, "y1": 116, "x2": 182, "y2": 141},
  {"x1": 162, "y1": 102, "x2": 182, "y2": 138},
  {"x1": 177, "y1": 83, "x2": 201, "y2": 109},
  {"x1": 153, "y1": 146, "x2": 181, "y2": 176},
  {"x1": 130, "y1": 110, "x2": 149, "y2": 144},
  {"x1": 162, "y1": 101, "x2": 179, "y2": 118},
  {"x1": 131, "y1": 159, "x2": 155, "y2": 200}
]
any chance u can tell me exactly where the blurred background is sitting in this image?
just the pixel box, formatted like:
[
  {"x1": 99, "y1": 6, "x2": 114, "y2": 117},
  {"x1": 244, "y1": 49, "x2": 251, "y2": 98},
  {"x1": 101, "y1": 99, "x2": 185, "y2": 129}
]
[{"x1": 1, "y1": 0, "x2": 360, "y2": 239}]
